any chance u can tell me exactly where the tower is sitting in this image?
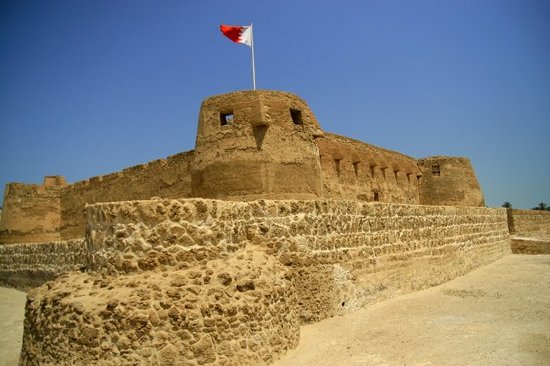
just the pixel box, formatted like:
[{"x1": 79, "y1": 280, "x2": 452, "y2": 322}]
[{"x1": 191, "y1": 90, "x2": 324, "y2": 200}]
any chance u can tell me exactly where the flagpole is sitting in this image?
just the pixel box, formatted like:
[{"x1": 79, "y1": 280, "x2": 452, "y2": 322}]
[{"x1": 251, "y1": 23, "x2": 256, "y2": 90}]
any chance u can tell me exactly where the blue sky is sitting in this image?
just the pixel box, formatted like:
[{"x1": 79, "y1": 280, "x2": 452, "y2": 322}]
[{"x1": 1, "y1": 0, "x2": 548, "y2": 209}]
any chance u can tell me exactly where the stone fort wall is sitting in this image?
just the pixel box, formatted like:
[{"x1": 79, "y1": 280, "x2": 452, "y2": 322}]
[
  {"x1": 0, "y1": 90, "x2": 485, "y2": 245},
  {"x1": 59, "y1": 151, "x2": 194, "y2": 240},
  {"x1": 0, "y1": 239, "x2": 86, "y2": 289},
  {"x1": 16, "y1": 198, "x2": 511, "y2": 365},
  {"x1": 0, "y1": 179, "x2": 66, "y2": 244},
  {"x1": 0, "y1": 89, "x2": 545, "y2": 364},
  {"x1": 508, "y1": 209, "x2": 550, "y2": 237},
  {"x1": 0, "y1": 152, "x2": 194, "y2": 244}
]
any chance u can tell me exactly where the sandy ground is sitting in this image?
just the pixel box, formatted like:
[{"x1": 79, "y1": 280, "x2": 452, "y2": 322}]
[
  {"x1": 0, "y1": 287, "x2": 26, "y2": 366},
  {"x1": 275, "y1": 254, "x2": 550, "y2": 366},
  {"x1": 1, "y1": 254, "x2": 549, "y2": 365}
]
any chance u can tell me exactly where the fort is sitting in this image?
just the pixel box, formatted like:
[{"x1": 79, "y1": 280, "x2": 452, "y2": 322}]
[
  {"x1": 0, "y1": 91, "x2": 484, "y2": 246},
  {"x1": 0, "y1": 90, "x2": 548, "y2": 365}
]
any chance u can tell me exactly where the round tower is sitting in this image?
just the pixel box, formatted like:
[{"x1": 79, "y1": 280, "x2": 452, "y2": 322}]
[
  {"x1": 191, "y1": 90, "x2": 324, "y2": 200},
  {"x1": 417, "y1": 156, "x2": 485, "y2": 206}
]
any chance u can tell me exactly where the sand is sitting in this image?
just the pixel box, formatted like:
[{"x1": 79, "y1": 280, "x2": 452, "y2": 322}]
[
  {"x1": 275, "y1": 254, "x2": 550, "y2": 365},
  {"x1": 0, "y1": 287, "x2": 26, "y2": 366},
  {"x1": 1, "y1": 254, "x2": 549, "y2": 365}
]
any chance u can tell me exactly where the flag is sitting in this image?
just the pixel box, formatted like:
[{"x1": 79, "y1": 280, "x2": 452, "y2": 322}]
[{"x1": 220, "y1": 24, "x2": 252, "y2": 47}]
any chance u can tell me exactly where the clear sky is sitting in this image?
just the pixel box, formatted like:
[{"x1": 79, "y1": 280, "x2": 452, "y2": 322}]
[{"x1": 1, "y1": 0, "x2": 549, "y2": 209}]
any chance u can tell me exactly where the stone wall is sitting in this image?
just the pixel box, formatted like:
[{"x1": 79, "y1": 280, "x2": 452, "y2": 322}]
[
  {"x1": 510, "y1": 237, "x2": 550, "y2": 254},
  {"x1": 509, "y1": 209, "x2": 550, "y2": 238},
  {"x1": 84, "y1": 199, "x2": 510, "y2": 321},
  {"x1": 20, "y1": 198, "x2": 511, "y2": 365},
  {"x1": 317, "y1": 133, "x2": 421, "y2": 204},
  {"x1": 0, "y1": 239, "x2": 86, "y2": 289},
  {"x1": 60, "y1": 151, "x2": 194, "y2": 240},
  {"x1": 1, "y1": 91, "x2": 488, "y2": 245},
  {"x1": 0, "y1": 182, "x2": 65, "y2": 244},
  {"x1": 20, "y1": 252, "x2": 298, "y2": 365},
  {"x1": 0, "y1": 151, "x2": 194, "y2": 244}
]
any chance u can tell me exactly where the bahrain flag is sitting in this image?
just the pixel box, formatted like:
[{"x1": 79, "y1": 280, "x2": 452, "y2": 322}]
[{"x1": 220, "y1": 24, "x2": 253, "y2": 47}]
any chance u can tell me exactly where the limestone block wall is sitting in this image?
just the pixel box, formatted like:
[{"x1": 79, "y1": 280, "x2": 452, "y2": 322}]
[
  {"x1": 317, "y1": 133, "x2": 421, "y2": 204},
  {"x1": 0, "y1": 182, "x2": 64, "y2": 244},
  {"x1": 19, "y1": 198, "x2": 511, "y2": 365},
  {"x1": 509, "y1": 209, "x2": 550, "y2": 238},
  {"x1": 60, "y1": 151, "x2": 194, "y2": 240},
  {"x1": 86, "y1": 198, "x2": 510, "y2": 322},
  {"x1": 0, "y1": 239, "x2": 86, "y2": 289}
]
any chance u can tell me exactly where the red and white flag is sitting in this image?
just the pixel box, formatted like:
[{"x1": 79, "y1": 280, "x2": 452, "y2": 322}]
[{"x1": 220, "y1": 24, "x2": 253, "y2": 47}]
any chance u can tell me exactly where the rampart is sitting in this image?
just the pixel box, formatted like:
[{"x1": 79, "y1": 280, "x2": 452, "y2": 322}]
[
  {"x1": 0, "y1": 90, "x2": 523, "y2": 364},
  {"x1": 0, "y1": 239, "x2": 86, "y2": 289},
  {"x1": 60, "y1": 151, "x2": 194, "y2": 239},
  {"x1": 18, "y1": 198, "x2": 511, "y2": 365},
  {"x1": 0, "y1": 90, "x2": 485, "y2": 245},
  {"x1": 317, "y1": 133, "x2": 421, "y2": 203},
  {"x1": 417, "y1": 156, "x2": 485, "y2": 207}
]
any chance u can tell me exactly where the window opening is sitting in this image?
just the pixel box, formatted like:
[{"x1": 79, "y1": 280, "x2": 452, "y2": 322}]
[
  {"x1": 220, "y1": 112, "x2": 234, "y2": 126},
  {"x1": 290, "y1": 109, "x2": 303, "y2": 125},
  {"x1": 373, "y1": 191, "x2": 380, "y2": 202},
  {"x1": 432, "y1": 164, "x2": 440, "y2": 176}
]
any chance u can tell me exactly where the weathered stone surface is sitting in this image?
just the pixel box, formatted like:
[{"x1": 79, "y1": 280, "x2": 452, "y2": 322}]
[
  {"x1": 417, "y1": 156, "x2": 485, "y2": 207},
  {"x1": 508, "y1": 209, "x2": 550, "y2": 238},
  {"x1": 2, "y1": 90, "x2": 545, "y2": 365},
  {"x1": 15, "y1": 197, "x2": 515, "y2": 365},
  {"x1": 1, "y1": 91, "x2": 487, "y2": 244},
  {"x1": 0, "y1": 239, "x2": 86, "y2": 289},
  {"x1": 511, "y1": 237, "x2": 550, "y2": 254},
  {"x1": 19, "y1": 249, "x2": 298, "y2": 365},
  {"x1": 0, "y1": 179, "x2": 65, "y2": 244}
]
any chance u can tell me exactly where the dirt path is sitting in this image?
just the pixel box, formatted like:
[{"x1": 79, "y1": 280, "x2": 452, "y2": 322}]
[
  {"x1": 1, "y1": 255, "x2": 548, "y2": 365},
  {"x1": 0, "y1": 287, "x2": 26, "y2": 366},
  {"x1": 275, "y1": 254, "x2": 550, "y2": 366}
]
